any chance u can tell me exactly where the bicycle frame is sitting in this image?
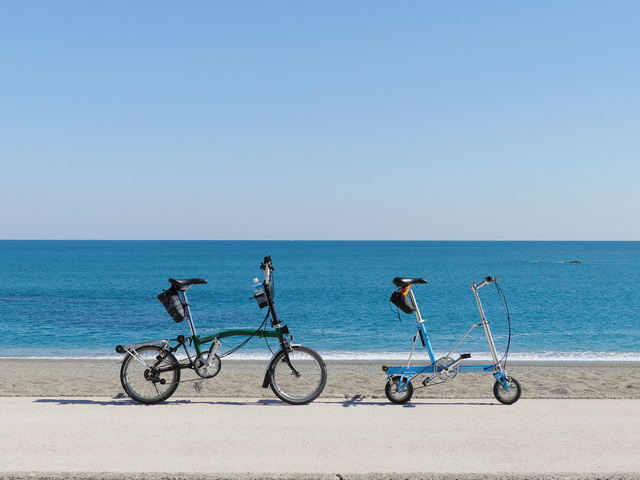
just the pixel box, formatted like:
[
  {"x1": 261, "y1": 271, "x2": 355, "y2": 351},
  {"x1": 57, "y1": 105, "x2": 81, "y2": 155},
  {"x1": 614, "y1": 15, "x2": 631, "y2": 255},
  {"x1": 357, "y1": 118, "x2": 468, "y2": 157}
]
[
  {"x1": 383, "y1": 278, "x2": 512, "y2": 392},
  {"x1": 178, "y1": 285, "x2": 286, "y2": 357},
  {"x1": 116, "y1": 255, "x2": 327, "y2": 405},
  {"x1": 117, "y1": 257, "x2": 296, "y2": 380}
]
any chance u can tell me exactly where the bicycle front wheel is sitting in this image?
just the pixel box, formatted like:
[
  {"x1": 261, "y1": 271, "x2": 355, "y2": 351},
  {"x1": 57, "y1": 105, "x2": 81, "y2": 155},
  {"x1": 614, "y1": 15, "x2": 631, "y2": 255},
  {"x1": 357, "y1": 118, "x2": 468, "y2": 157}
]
[
  {"x1": 120, "y1": 345, "x2": 181, "y2": 404},
  {"x1": 493, "y1": 376, "x2": 522, "y2": 405},
  {"x1": 268, "y1": 346, "x2": 327, "y2": 405}
]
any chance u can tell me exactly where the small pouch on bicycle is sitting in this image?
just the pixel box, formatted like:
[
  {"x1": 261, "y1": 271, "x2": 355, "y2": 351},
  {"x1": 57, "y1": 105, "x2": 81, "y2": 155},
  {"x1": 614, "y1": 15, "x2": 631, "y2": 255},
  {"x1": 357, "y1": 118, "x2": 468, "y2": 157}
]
[
  {"x1": 157, "y1": 286, "x2": 187, "y2": 323},
  {"x1": 390, "y1": 289, "x2": 415, "y2": 314}
]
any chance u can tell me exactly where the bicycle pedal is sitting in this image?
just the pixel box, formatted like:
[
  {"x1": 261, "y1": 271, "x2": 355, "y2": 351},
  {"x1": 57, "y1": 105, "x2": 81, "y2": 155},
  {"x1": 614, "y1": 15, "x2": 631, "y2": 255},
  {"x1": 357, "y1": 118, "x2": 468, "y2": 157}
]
[{"x1": 460, "y1": 353, "x2": 471, "y2": 359}]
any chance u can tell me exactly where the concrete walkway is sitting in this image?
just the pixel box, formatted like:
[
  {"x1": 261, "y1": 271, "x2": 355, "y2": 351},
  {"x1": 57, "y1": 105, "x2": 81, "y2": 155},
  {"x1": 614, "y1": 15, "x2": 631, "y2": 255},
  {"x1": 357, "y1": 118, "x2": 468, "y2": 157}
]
[{"x1": 2, "y1": 397, "x2": 639, "y2": 478}]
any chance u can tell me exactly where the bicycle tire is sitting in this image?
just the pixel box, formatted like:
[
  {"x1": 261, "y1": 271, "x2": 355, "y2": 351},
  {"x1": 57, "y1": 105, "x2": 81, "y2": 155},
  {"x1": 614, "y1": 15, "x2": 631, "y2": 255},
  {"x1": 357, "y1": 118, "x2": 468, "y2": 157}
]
[
  {"x1": 493, "y1": 376, "x2": 522, "y2": 405},
  {"x1": 268, "y1": 345, "x2": 327, "y2": 405},
  {"x1": 120, "y1": 345, "x2": 181, "y2": 404},
  {"x1": 385, "y1": 375, "x2": 413, "y2": 404}
]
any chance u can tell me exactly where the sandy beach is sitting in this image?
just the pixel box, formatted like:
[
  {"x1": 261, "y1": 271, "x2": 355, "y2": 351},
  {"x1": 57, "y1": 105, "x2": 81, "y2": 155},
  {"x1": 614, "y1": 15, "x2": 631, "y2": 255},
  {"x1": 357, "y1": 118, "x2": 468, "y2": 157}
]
[
  {"x1": 1, "y1": 359, "x2": 639, "y2": 480},
  {"x1": 1, "y1": 358, "x2": 639, "y2": 400}
]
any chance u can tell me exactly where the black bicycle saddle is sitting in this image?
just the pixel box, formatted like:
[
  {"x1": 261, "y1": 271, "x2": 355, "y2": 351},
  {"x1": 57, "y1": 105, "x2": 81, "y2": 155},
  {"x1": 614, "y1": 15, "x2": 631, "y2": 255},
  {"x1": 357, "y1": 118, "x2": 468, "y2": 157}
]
[
  {"x1": 168, "y1": 278, "x2": 208, "y2": 290},
  {"x1": 393, "y1": 277, "x2": 427, "y2": 288}
]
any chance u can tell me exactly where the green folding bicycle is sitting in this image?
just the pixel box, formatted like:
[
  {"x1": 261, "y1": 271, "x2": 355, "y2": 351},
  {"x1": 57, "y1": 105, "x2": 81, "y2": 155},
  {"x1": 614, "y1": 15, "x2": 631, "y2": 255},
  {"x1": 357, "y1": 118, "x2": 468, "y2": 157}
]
[{"x1": 116, "y1": 256, "x2": 327, "y2": 405}]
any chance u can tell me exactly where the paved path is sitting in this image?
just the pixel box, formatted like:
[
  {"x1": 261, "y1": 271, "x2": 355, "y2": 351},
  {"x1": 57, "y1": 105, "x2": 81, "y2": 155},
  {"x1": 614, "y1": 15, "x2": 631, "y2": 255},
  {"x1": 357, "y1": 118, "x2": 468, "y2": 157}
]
[{"x1": 2, "y1": 397, "x2": 639, "y2": 478}]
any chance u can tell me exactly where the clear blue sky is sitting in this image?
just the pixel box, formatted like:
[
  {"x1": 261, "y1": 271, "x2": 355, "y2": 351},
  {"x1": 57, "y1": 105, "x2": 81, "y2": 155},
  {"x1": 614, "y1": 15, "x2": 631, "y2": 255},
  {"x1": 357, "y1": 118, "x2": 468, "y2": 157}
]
[{"x1": 1, "y1": 1, "x2": 638, "y2": 240}]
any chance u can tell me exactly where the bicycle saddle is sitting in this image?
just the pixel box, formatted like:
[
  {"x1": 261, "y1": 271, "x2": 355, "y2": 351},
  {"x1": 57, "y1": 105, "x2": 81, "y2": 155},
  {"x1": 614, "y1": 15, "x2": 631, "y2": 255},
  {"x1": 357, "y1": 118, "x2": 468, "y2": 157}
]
[
  {"x1": 168, "y1": 278, "x2": 208, "y2": 290},
  {"x1": 393, "y1": 277, "x2": 427, "y2": 288}
]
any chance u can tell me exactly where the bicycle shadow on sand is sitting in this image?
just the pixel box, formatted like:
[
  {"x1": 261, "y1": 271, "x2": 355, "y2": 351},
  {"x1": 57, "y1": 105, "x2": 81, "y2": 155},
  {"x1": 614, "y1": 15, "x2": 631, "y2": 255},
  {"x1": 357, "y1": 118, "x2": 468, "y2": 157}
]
[
  {"x1": 338, "y1": 395, "x2": 501, "y2": 408},
  {"x1": 33, "y1": 396, "x2": 502, "y2": 407},
  {"x1": 33, "y1": 396, "x2": 293, "y2": 407}
]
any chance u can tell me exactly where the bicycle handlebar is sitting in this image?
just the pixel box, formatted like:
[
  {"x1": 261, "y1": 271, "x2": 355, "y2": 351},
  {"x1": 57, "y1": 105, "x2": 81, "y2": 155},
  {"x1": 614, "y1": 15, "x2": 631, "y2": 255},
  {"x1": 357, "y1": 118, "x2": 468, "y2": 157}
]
[
  {"x1": 261, "y1": 256, "x2": 274, "y2": 285},
  {"x1": 474, "y1": 276, "x2": 502, "y2": 289}
]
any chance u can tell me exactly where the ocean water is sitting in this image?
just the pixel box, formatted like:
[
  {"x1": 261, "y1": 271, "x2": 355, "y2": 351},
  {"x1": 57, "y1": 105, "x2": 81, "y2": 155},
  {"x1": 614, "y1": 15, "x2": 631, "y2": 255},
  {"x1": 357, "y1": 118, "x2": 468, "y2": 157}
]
[{"x1": 1, "y1": 240, "x2": 639, "y2": 362}]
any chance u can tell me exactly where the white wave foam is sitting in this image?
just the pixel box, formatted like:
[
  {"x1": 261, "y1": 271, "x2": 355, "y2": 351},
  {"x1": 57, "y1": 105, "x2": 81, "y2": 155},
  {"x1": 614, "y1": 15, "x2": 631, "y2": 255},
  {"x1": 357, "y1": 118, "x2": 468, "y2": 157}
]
[{"x1": 5, "y1": 350, "x2": 639, "y2": 362}]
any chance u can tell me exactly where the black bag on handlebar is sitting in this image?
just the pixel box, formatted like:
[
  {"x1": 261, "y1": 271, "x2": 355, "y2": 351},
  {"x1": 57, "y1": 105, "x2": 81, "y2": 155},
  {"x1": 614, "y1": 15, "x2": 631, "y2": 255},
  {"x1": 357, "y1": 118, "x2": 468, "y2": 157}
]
[
  {"x1": 157, "y1": 286, "x2": 187, "y2": 323},
  {"x1": 390, "y1": 290, "x2": 415, "y2": 314}
]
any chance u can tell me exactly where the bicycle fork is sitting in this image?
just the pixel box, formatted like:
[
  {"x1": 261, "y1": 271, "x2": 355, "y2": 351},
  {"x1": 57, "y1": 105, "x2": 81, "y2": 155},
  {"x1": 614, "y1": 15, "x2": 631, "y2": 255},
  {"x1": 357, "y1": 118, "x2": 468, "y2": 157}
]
[{"x1": 261, "y1": 339, "x2": 301, "y2": 388}]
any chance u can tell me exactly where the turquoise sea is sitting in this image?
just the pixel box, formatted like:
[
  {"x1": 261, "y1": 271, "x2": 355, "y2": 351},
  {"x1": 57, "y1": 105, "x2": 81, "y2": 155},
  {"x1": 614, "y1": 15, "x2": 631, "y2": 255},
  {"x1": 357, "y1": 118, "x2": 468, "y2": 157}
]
[{"x1": 1, "y1": 241, "x2": 639, "y2": 361}]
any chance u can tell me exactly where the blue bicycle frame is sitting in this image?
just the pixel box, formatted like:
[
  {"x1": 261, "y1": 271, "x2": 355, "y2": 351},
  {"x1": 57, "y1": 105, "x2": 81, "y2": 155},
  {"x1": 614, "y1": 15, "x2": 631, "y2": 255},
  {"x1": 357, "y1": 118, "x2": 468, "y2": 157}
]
[{"x1": 383, "y1": 277, "x2": 516, "y2": 400}]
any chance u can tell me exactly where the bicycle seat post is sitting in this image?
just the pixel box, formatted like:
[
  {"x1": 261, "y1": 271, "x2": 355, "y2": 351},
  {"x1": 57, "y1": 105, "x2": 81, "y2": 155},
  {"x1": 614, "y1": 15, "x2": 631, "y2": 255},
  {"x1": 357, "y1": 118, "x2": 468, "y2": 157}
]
[
  {"x1": 179, "y1": 289, "x2": 198, "y2": 338},
  {"x1": 407, "y1": 289, "x2": 426, "y2": 323}
]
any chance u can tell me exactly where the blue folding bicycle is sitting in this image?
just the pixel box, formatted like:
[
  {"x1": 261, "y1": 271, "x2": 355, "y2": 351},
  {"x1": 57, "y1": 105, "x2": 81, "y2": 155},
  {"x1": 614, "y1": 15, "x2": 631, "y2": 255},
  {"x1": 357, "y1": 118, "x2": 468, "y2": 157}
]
[{"x1": 382, "y1": 276, "x2": 522, "y2": 404}]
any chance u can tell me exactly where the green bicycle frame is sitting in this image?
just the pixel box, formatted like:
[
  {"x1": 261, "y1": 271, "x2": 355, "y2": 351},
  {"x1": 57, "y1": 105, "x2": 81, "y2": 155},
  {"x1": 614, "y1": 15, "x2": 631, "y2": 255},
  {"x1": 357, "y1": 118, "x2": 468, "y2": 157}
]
[
  {"x1": 115, "y1": 258, "x2": 298, "y2": 385},
  {"x1": 177, "y1": 278, "x2": 290, "y2": 362}
]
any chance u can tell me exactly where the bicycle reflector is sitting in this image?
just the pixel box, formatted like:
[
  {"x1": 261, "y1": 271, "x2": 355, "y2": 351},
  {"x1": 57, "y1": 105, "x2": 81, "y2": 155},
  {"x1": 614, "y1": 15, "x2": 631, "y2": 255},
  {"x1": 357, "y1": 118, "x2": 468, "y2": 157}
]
[{"x1": 390, "y1": 287, "x2": 415, "y2": 314}]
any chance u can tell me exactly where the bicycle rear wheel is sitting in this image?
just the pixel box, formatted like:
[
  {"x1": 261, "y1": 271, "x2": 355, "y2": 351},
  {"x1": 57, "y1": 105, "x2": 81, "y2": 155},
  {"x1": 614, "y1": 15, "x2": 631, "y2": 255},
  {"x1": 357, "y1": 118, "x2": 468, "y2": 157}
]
[
  {"x1": 385, "y1": 375, "x2": 413, "y2": 404},
  {"x1": 268, "y1": 346, "x2": 327, "y2": 405},
  {"x1": 120, "y1": 345, "x2": 180, "y2": 404}
]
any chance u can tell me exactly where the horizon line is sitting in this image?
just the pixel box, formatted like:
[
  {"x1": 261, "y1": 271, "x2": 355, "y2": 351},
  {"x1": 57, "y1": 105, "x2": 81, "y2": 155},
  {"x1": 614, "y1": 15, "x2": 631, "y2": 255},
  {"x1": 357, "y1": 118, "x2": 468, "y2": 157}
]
[{"x1": 2, "y1": 238, "x2": 639, "y2": 242}]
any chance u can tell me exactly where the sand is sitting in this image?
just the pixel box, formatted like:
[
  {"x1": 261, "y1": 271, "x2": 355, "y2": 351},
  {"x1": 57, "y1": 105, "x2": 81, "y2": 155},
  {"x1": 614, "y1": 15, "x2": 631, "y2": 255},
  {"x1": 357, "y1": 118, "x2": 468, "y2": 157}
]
[
  {"x1": 1, "y1": 359, "x2": 639, "y2": 480},
  {"x1": 0, "y1": 358, "x2": 639, "y2": 400}
]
